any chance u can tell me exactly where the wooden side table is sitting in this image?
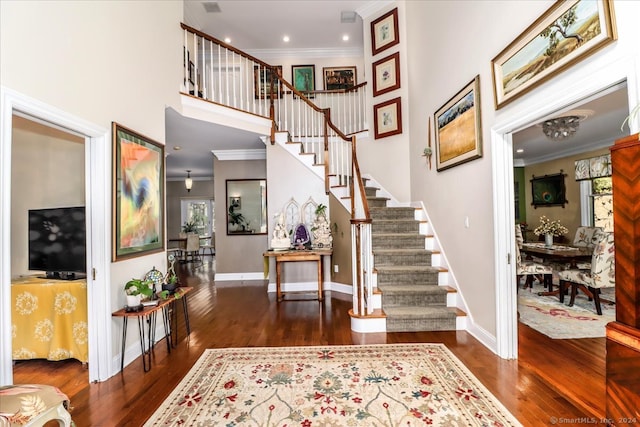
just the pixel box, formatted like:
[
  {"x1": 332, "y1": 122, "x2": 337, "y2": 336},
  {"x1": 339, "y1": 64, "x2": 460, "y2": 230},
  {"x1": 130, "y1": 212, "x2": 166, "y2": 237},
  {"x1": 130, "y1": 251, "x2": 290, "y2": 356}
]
[
  {"x1": 263, "y1": 250, "x2": 332, "y2": 302},
  {"x1": 112, "y1": 287, "x2": 192, "y2": 372}
]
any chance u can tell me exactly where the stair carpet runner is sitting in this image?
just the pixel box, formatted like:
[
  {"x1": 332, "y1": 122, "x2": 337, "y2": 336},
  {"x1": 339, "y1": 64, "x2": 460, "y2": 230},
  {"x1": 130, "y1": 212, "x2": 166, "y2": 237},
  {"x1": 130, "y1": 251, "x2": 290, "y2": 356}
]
[{"x1": 365, "y1": 182, "x2": 457, "y2": 332}]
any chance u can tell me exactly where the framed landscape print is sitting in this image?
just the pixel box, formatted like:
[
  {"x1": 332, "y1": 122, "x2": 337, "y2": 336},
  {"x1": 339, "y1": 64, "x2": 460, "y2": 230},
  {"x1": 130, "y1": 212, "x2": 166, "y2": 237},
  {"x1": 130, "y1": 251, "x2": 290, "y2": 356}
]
[
  {"x1": 373, "y1": 97, "x2": 402, "y2": 139},
  {"x1": 254, "y1": 65, "x2": 283, "y2": 99},
  {"x1": 434, "y1": 76, "x2": 482, "y2": 171},
  {"x1": 372, "y1": 52, "x2": 401, "y2": 97},
  {"x1": 323, "y1": 66, "x2": 357, "y2": 90},
  {"x1": 112, "y1": 122, "x2": 165, "y2": 261},
  {"x1": 371, "y1": 8, "x2": 399, "y2": 56},
  {"x1": 491, "y1": 0, "x2": 617, "y2": 109},
  {"x1": 291, "y1": 64, "x2": 315, "y2": 93}
]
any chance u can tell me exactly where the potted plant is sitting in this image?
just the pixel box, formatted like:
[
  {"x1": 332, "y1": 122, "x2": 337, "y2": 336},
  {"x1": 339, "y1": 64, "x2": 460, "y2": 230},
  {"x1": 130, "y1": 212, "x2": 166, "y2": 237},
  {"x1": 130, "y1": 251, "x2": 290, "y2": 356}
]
[
  {"x1": 228, "y1": 209, "x2": 245, "y2": 231},
  {"x1": 180, "y1": 221, "x2": 198, "y2": 238},
  {"x1": 124, "y1": 278, "x2": 154, "y2": 307},
  {"x1": 162, "y1": 273, "x2": 179, "y2": 294}
]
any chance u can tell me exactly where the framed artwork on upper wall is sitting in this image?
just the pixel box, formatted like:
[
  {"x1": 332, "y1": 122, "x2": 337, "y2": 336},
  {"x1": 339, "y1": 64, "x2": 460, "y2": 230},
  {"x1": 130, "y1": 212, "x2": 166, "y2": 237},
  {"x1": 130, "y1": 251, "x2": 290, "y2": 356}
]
[
  {"x1": 291, "y1": 64, "x2": 316, "y2": 94},
  {"x1": 373, "y1": 97, "x2": 402, "y2": 139},
  {"x1": 371, "y1": 8, "x2": 399, "y2": 56},
  {"x1": 323, "y1": 66, "x2": 357, "y2": 90},
  {"x1": 491, "y1": 0, "x2": 617, "y2": 109},
  {"x1": 372, "y1": 52, "x2": 401, "y2": 97},
  {"x1": 254, "y1": 65, "x2": 283, "y2": 99},
  {"x1": 434, "y1": 75, "x2": 482, "y2": 171},
  {"x1": 112, "y1": 122, "x2": 165, "y2": 261}
]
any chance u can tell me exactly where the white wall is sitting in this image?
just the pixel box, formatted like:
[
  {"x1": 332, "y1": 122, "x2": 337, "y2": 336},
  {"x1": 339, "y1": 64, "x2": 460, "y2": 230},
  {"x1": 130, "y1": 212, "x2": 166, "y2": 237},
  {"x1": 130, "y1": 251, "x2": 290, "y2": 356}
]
[
  {"x1": 358, "y1": 2, "x2": 412, "y2": 202},
  {"x1": 1, "y1": 0, "x2": 184, "y2": 376}
]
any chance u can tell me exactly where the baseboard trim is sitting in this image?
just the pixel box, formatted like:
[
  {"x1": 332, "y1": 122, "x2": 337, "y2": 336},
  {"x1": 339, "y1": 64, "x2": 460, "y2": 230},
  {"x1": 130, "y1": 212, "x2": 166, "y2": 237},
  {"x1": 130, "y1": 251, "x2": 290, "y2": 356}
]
[
  {"x1": 266, "y1": 281, "x2": 352, "y2": 295},
  {"x1": 214, "y1": 272, "x2": 266, "y2": 281}
]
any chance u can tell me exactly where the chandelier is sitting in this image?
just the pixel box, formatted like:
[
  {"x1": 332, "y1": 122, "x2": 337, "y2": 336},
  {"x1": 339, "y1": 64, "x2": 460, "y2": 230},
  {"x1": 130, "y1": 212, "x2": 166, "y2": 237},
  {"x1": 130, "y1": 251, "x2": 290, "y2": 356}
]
[{"x1": 542, "y1": 115, "x2": 581, "y2": 141}]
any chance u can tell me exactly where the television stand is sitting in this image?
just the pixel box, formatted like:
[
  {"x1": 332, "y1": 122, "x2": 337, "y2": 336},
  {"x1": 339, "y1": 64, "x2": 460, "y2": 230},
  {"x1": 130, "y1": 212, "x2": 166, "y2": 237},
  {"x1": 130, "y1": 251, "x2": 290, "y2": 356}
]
[{"x1": 41, "y1": 271, "x2": 87, "y2": 281}]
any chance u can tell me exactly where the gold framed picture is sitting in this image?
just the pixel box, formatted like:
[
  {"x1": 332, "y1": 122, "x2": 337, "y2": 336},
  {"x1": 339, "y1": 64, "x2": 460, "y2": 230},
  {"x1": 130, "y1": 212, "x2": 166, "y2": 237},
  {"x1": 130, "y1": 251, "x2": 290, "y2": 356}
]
[{"x1": 491, "y1": 0, "x2": 617, "y2": 109}]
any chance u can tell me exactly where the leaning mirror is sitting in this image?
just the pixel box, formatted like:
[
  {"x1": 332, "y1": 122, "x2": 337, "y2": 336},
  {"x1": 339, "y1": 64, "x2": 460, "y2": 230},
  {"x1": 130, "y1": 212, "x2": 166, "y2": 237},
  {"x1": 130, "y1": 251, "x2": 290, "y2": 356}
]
[{"x1": 226, "y1": 179, "x2": 267, "y2": 235}]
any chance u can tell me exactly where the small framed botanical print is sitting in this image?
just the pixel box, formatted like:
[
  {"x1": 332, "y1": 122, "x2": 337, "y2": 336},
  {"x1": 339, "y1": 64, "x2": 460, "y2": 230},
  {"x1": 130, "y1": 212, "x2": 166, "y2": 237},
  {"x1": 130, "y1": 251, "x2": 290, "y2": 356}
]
[
  {"x1": 373, "y1": 97, "x2": 402, "y2": 139},
  {"x1": 371, "y1": 8, "x2": 399, "y2": 56}
]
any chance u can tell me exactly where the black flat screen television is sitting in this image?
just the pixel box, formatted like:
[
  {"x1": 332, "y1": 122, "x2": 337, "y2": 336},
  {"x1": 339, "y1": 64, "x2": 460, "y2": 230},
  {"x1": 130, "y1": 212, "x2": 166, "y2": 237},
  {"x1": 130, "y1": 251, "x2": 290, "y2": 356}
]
[{"x1": 28, "y1": 206, "x2": 86, "y2": 280}]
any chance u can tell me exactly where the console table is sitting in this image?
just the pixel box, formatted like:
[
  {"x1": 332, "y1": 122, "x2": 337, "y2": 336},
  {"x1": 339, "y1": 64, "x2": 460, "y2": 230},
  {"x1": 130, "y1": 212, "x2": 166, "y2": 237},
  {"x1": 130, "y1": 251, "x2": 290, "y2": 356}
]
[
  {"x1": 263, "y1": 249, "x2": 332, "y2": 302},
  {"x1": 112, "y1": 287, "x2": 192, "y2": 372}
]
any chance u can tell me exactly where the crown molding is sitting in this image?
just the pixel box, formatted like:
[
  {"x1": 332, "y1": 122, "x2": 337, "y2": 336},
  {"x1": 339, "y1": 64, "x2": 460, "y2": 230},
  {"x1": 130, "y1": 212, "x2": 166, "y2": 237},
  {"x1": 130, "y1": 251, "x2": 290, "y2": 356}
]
[
  {"x1": 356, "y1": 0, "x2": 395, "y2": 20},
  {"x1": 245, "y1": 47, "x2": 364, "y2": 60},
  {"x1": 212, "y1": 148, "x2": 266, "y2": 161}
]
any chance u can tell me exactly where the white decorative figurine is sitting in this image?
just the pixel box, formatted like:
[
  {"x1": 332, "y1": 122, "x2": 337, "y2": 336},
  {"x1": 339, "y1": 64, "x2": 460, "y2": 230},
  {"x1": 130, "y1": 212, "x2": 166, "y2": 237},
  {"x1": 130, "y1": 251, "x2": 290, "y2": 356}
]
[
  {"x1": 312, "y1": 210, "x2": 332, "y2": 249},
  {"x1": 271, "y1": 212, "x2": 291, "y2": 250}
]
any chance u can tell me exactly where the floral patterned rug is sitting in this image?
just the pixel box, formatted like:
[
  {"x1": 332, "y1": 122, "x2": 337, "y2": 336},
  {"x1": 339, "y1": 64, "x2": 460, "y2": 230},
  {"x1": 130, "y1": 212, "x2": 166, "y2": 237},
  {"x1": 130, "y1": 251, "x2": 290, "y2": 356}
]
[
  {"x1": 144, "y1": 344, "x2": 521, "y2": 426},
  {"x1": 518, "y1": 288, "x2": 615, "y2": 339}
]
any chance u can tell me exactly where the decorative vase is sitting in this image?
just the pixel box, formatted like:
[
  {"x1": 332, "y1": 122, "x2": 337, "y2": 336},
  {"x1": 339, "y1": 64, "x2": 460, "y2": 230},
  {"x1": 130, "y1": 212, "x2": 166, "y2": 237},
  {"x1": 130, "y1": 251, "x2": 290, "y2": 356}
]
[{"x1": 544, "y1": 233, "x2": 554, "y2": 248}]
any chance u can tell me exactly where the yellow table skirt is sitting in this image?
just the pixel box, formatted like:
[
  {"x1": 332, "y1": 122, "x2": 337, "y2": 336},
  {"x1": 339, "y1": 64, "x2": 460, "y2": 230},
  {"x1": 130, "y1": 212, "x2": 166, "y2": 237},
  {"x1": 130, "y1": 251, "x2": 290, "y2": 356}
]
[{"x1": 11, "y1": 276, "x2": 88, "y2": 363}]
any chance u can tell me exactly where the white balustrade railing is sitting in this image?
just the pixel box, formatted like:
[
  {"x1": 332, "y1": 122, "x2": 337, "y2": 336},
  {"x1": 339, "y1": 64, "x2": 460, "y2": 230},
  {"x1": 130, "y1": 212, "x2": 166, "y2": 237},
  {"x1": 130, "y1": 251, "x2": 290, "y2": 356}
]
[{"x1": 182, "y1": 23, "x2": 373, "y2": 320}]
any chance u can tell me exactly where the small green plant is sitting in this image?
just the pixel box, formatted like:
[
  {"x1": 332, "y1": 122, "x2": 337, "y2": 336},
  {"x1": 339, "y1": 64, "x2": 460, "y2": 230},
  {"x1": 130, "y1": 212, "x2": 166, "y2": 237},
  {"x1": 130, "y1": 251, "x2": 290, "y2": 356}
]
[
  {"x1": 228, "y1": 209, "x2": 245, "y2": 225},
  {"x1": 157, "y1": 290, "x2": 170, "y2": 300},
  {"x1": 182, "y1": 221, "x2": 198, "y2": 233},
  {"x1": 315, "y1": 203, "x2": 327, "y2": 217},
  {"x1": 124, "y1": 278, "x2": 154, "y2": 298}
]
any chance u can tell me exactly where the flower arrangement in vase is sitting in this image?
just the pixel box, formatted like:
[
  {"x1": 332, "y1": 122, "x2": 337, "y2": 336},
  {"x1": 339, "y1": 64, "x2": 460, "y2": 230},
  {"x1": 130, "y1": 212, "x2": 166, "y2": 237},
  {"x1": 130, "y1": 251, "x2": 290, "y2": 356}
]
[{"x1": 533, "y1": 215, "x2": 568, "y2": 247}]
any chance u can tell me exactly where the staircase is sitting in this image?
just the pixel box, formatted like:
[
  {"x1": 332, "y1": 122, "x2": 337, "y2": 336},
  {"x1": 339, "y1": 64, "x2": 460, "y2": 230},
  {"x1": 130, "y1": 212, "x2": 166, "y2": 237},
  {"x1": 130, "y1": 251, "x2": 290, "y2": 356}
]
[
  {"x1": 365, "y1": 179, "x2": 460, "y2": 331},
  {"x1": 180, "y1": 23, "x2": 465, "y2": 333}
]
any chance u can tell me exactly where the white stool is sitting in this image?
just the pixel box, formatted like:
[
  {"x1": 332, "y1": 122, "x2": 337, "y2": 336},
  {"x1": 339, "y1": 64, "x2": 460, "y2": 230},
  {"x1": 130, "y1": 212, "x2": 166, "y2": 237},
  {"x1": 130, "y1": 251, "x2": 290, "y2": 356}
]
[{"x1": 0, "y1": 384, "x2": 72, "y2": 426}]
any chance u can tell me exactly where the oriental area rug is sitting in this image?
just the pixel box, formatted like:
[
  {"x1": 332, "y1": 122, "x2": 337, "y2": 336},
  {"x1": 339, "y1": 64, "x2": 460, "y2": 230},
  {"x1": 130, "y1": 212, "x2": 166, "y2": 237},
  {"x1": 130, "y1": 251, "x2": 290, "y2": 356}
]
[
  {"x1": 518, "y1": 288, "x2": 615, "y2": 339},
  {"x1": 144, "y1": 344, "x2": 521, "y2": 426}
]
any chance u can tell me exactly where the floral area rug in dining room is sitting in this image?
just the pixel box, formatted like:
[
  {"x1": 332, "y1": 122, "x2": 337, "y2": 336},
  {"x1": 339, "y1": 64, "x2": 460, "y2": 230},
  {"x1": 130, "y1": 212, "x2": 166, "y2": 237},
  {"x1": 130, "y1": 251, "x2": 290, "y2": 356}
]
[
  {"x1": 144, "y1": 344, "x2": 521, "y2": 426},
  {"x1": 518, "y1": 287, "x2": 615, "y2": 339}
]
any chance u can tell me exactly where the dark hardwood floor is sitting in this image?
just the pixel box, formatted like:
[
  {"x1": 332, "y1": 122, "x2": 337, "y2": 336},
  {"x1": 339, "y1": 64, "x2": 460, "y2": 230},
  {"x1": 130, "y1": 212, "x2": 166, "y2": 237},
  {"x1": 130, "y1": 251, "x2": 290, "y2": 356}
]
[{"x1": 13, "y1": 258, "x2": 605, "y2": 426}]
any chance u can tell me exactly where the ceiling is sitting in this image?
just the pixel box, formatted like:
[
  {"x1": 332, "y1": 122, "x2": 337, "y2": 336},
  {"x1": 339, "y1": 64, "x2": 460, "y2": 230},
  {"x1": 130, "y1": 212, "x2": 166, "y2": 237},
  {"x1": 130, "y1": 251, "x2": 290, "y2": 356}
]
[
  {"x1": 512, "y1": 84, "x2": 629, "y2": 166},
  {"x1": 166, "y1": 1, "x2": 630, "y2": 180}
]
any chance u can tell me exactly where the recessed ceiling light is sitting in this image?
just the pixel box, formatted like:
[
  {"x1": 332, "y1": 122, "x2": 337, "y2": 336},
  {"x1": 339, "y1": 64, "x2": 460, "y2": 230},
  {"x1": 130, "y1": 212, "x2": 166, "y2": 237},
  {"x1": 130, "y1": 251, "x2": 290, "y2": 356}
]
[
  {"x1": 342, "y1": 34, "x2": 349, "y2": 41},
  {"x1": 516, "y1": 148, "x2": 524, "y2": 153},
  {"x1": 224, "y1": 37, "x2": 231, "y2": 44},
  {"x1": 283, "y1": 35, "x2": 290, "y2": 43},
  {"x1": 173, "y1": 146, "x2": 182, "y2": 151}
]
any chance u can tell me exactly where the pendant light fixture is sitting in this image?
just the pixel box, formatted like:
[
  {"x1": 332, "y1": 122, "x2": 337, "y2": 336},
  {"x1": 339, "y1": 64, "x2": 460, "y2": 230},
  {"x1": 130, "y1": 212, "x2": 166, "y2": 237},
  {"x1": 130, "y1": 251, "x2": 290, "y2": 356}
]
[{"x1": 185, "y1": 170, "x2": 193, "y2": 192}]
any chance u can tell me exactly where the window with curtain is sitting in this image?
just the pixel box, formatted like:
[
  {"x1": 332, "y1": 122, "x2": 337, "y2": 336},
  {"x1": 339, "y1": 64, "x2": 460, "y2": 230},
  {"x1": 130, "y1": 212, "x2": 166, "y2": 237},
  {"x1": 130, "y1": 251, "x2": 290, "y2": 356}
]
[{"x1": 592, "y1": 177, "x2": 613, "y2": 232}]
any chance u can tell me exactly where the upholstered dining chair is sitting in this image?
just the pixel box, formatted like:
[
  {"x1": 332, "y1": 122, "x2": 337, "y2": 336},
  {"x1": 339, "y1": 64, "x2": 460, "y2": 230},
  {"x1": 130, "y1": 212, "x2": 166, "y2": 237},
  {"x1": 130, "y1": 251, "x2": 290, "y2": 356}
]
[
  {"x1": 572, "y1": 226, "x2": 604, "y2": 248},
  {"x1": 184, "y1": 233, "x2": 202, "y2": 264},
  {"x1": 558, "y1": 231, "x2": 615, "y2": 315},
  {"x1": 571, "y1": 226, "x2": 604, "y2": 269},
  {"x1": 515, "y1": 225, "x2": 553, "y2": 291}
]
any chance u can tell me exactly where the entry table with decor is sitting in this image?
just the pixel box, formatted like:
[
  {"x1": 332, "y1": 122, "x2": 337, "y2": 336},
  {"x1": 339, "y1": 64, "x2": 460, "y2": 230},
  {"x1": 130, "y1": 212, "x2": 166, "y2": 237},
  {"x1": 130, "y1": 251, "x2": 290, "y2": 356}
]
[
  {"x1": 263, "y1": 249, "x2": 332, "y2": 302},
  {"x1": 112, "y1": 286, "x2": 192, "y2": 372},
  {"x1": 11, "y1": 275, "x2": 88, "y2": 363}
]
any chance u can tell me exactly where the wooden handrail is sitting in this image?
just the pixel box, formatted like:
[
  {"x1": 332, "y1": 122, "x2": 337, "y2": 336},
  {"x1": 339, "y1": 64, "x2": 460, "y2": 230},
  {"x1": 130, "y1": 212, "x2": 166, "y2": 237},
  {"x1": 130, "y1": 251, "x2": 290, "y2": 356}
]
[{"x1": 181, "y1": 23, "x2": 274, "y2": 70}]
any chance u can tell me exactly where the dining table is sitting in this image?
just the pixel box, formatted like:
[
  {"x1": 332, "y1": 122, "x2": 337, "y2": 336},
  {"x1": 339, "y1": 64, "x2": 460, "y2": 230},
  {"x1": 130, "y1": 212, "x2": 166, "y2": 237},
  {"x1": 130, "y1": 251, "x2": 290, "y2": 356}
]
[{"x1": 520, "y1": 242, "x2": 592, "y2": 301}]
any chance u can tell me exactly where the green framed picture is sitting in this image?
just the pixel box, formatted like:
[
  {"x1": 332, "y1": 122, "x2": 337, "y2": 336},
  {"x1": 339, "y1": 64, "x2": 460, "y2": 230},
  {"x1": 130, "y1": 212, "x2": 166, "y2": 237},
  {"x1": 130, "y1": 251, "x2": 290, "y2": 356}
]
[{"x1": 112, "y1": 122, "x2": 165, "y2": 261}]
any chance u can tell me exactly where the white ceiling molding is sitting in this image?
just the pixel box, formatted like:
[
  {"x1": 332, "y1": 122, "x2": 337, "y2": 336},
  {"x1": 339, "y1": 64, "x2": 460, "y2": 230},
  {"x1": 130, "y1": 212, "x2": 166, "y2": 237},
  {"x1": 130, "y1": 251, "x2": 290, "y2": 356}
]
[
  {"x1": 212, "y1": 148, "x2": 266, "y2": 161},
  {"x1": 356, "y1": 0, "x2": 395, "y2": 20},
  {"x1": 246, "y1": 47, "x2": 364, "y2": 60}
]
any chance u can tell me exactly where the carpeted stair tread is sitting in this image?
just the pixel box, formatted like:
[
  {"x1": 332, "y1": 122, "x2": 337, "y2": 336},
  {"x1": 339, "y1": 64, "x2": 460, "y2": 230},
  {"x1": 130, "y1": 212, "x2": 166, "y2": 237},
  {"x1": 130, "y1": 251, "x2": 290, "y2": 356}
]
[
  {"x1": 378, "y1": 284, "x2": 447, "y2": 294},
  {"x1": 373, "y1": 248, "x2": 433, "y2": 255},
  {"x1": 385, "y1": 306, "x2": 457, "y2": 317},
  {"x1": 375, "y1": 265, "x2": 440, "y2": 273}
]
